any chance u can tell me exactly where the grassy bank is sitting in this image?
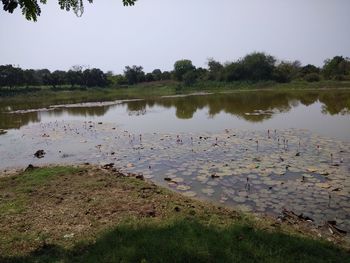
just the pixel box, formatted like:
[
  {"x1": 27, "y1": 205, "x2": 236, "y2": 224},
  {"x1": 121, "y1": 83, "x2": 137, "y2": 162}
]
[
  {"x1": 1, "y1": 80, "x2": 350, "y2": 108},
  {"x1": 0, "y1": 166, "x2": 349, "y2": 262}
]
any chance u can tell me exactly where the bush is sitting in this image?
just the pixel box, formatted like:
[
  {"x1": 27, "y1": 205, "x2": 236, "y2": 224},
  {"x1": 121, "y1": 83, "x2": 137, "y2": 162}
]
[{"x1": 304, "y1": 73, "x2": 320, "y2": 82}]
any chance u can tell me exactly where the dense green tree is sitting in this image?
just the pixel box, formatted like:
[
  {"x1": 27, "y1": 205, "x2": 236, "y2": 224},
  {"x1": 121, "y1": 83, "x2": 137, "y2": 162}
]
[
  {"x1": 300, "y1": 64, "x2": 320, "y2": 77},
  {"x1": 207, "y1": 59, "x2": 224, "y2": 81},
  {"x1": 124, "y1": 65, "x2": 145, "y2": 85},
  {"x1": 322, "y1": 56, "x2": 350, "y2": 80},
  {"x1": 221, "y1": 53, "x2": 276, "y2": 82},
  {"x1": 23, "y1": 69, "x2": 40, "y2": 86},
  {"x1": 145, "y1": 73, "x2": 155, "y2": 82},
  {"x1": 273, "y1": 61, "x2": 301, "y2": 83},
  {"x1": 223, "y1": 62, "x2": 245, "y2": 81},
  {"x1": 115, "y1": 74, "x2": 128, "y2": 85},
  {"x1": 195, "y1": 67, "x2": 208, "y2": 81},
  {"x1": 34, "y1": 69, "x2": 51, "y2": 85},
  {"x1": 161, "y1": 71, "x2": 171, "y2": 80},
  {"x1": 174, "y1": 59, "x2": 196, "y2": 81},
  {"x1": 151, "y1": 69, "x2": 162, "y2": 81},
  {"x1": 47, "y1": 70, "x2": 67, "y2": 88},
  {"x1": 66, "y1": 69, "x2": 83, "y2": 88},
  {"x1": 182, "y1": 71, "x2": 197, "y2": 86},
  {"x1": 1, "y1": 0, "x2": 137, "y2": 21},
  {"x1": 240, "y1": 52, "x2": 276, "y2": 81},
  {"x1": 82, "y1": 68, "x2": 108, "y2": 87},
  {"x1": 0, "y1": 65, "x2": 24, "y2": 88}
]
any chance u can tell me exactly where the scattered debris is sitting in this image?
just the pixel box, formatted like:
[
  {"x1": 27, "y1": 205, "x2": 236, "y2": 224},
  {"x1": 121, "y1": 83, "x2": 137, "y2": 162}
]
[
  {"x1": 326, "y1": 221, "x2": 347, "y2": 236},
  {"x1": 34, "y1": 150, "x2": 46, "y2": 159},
  {"x1": 102, "y1": 163, "x2": 114, "y2": 169}
]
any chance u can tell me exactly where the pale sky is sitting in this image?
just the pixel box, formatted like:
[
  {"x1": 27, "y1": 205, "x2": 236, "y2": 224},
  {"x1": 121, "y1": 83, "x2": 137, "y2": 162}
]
[{"x1": 0, "y1": 0, "x2": 349, "y2": 73}]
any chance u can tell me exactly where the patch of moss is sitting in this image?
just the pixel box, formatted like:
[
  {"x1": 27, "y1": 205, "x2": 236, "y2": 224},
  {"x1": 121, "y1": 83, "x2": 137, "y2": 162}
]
[{"x1": 17, "y1": 166, "x2": 82, "y2": 188}]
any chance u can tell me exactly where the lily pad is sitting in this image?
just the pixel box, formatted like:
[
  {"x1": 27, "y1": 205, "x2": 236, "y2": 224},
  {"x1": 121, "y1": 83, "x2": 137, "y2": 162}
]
[
  {"x1": 177, "y1": 185, "x2": 191, "y2": 191},
  {"x1": 182, "y1": 191, "x2": 197, "y2": 197}
]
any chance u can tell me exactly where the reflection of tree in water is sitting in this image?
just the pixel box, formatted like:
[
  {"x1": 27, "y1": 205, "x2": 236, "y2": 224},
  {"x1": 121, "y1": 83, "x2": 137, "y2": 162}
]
[
  {"x1": 174, "y1": 100, "x2": 199, "y2": 119},
  {"x1": 46, "y1": 106, "x2": 110, "y2": 117},
  {"x1": 206, "y1": 92, "x2": 293, "y2": 122},
  {"x1": 126, "y1": 101, "x2": 148, "y2": 116},
  {"x1": 319, "y1": 91, "x2": 350, "y2": 115},
  {"x1": 144, "y1": 92, "x2": 294, "y2": 122},
  {"x1": 126, "y1": 90, "x2": 350, "y2": 122},
  {"x1": 2, "y1": 90, "x2": 350, "y2": 129},
  {"x1": 298, "y1": 92, "x2": 319, "y2": 106},
  {"x1": 0, "y1": 112, "x2": 40, "y2": 129}
]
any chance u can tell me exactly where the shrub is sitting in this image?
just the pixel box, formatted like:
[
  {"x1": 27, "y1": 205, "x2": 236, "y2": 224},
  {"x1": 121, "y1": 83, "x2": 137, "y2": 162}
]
[{"x1": 304, "y1": 73, "x2": 320, "y2": 82}]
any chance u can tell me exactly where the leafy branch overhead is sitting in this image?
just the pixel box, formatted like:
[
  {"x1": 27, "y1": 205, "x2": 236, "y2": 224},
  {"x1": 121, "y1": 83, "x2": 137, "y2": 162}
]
[{"x1": 1, "y1": 0, "x2": 137, "y2": 21}]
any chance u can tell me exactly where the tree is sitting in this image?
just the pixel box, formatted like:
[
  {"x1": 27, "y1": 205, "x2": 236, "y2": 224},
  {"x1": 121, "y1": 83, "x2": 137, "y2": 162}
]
[
  {"x1": 300, "y1": 64, "x2": 320, "y2": 77},
  {"x1": 207, "y1": 58, "x2": 223, "y2": 81},
  {"x1": 34, "y1": 69, "x2": 51, "y2": 85},
  {"x1": 23, "y1": 69, "x2": 40, "y2": 87},
  {"x1": 174, "y1": 59, "x2": 195, "y2": 81},
  {"x1": 161, "y1": 71, "x2": 171, "y2": 80},
  {"x1": 151, "y1": 69, "x2": 162, "y2": 81},
  {"x1": 47, "y1": 70, "x2": 66, "y2": 88},
  {"x1": 195, "y1": 67, "x2": 207, "y2": 81},
  {"x1": 322, "y1": 56, "x2": 350, "y2": 80},
  {"x1": 183, "y1": 71, "x2": 197, "y2": 86},
  {"x1": 66, "y1": 69, "x2": 83, "y2": 88},
  {"x1": 223, "y1": 62, "x2": 245, "y2": 82},
  {"x1": 240, "y1": 52, "x2": 276, "y2": 81},
  {"x1": 124, "y1": 65, "x2": 145, "y2": 85},
  {"x1": 273, "y1": 61, "x2": 301, "y2": 83},
  {"x1": 1, "y1": 0, "x2": 137, "y2": 21},
  {"x1": 0, "y1": 65, "x2": 24, "y2": 88},
  {"x1": 145, "y1": 73, "x2": 154, "y2": 82},
  {"x1": 82, "y1": 68, "x2": 108, "y2": 87}
]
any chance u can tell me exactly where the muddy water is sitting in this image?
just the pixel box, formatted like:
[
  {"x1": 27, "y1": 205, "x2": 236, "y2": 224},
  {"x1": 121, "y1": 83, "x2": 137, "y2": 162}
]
[
  {"x1": 0, "y1": 89, "x2": 350, "y2": 233},
  {"x1": 1, "y1": 90, "x2": 350, "y2": 140}
]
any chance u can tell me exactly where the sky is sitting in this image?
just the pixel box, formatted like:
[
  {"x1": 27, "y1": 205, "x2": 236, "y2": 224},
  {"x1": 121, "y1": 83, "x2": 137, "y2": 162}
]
[{"x1": 0, "y1": 0, "x2": 349, "y2": 74}]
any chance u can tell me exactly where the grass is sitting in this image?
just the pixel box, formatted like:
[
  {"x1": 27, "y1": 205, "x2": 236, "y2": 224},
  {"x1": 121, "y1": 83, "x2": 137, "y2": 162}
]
[
  {"x1": 0, "y1": 166, "x2": 81, "y2": 215},
  {"x1": 0, "y1": 166, "x2": 349, "y2": 263},
  {"x1": 17, "y1": 166, "x2": 81, "y2": 187},
  {"x1": 3, "y1": 219, "x2": 349, "y2": 263}
]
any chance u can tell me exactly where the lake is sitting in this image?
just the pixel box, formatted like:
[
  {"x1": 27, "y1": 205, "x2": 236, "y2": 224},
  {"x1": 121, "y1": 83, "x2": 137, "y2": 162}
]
[{"x1": 1, "y1": 89, "x2": 350, "y2": 233}]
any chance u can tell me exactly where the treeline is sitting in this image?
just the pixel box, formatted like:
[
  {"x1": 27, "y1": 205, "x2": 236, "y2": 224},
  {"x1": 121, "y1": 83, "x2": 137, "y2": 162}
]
[
  {"x1": 1, "y1": 52, "x2": 350, "y2": 89},
  {"x1": 168, "y1": 53, "x2": 350, "y2": 86},
  {"x1": 0, "y1": 65, "x2": 108, "y2": 89}
]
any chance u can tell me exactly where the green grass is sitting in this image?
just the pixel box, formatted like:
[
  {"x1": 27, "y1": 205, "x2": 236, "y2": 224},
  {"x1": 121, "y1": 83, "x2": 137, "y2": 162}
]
[
  {"x1": 0, "y1": 166, "x2": 81, "y2": 215},
  {"x1": 17, "y1": 166, "x2": 81, "y2": 187},
  {"x1": 1, "y1": 219, "x2": 349, "y2": 263}
]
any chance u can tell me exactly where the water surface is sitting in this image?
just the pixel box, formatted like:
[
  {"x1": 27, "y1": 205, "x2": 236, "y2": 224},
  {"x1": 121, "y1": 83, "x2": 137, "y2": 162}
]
[{"x1": 1, "y1": 90, "x2": 350, "y2": 140}]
